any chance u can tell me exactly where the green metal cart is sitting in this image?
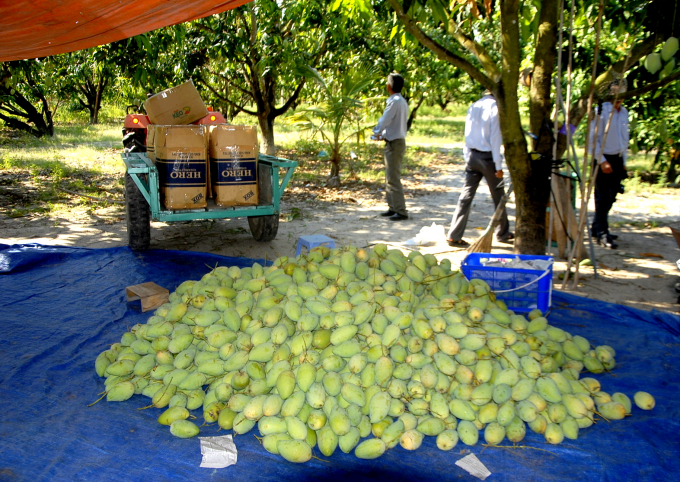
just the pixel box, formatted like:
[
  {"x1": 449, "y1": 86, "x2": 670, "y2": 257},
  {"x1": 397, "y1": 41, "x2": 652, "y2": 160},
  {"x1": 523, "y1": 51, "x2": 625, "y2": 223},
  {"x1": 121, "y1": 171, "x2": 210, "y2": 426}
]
[{"x1": 122, "y1": 152, "x2": 297, "y2": 251}]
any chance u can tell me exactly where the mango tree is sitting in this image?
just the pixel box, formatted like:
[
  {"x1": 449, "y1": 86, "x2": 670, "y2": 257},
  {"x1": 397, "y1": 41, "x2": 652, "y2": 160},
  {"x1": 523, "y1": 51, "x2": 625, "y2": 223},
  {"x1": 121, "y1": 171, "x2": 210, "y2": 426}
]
[
  {"x1": 58, "y1": 45, "x2": 122, "y2": 124},
  {"x1": 176, "y1": 0, "x2": 341, "y2": 155},
  {"x1": 0, "y1": 59, "x2": 58, "y2": 137},
  {"x1": 554, "y1": 0, "x2": 680, "y2": 161},
  {"x1": 346, "y1": 0, "x2": 680, "y2": 254}
]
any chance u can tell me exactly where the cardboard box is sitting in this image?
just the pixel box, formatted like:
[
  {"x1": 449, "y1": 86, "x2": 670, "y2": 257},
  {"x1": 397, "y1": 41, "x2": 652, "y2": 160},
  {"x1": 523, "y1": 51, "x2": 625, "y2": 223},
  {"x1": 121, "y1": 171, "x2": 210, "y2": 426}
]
[
  {"x1": 209, "y1": 125, "x2": 259, "y2": 206},
  {"x1": 154, "y1": 125, "x2": 208, "y2": 210},
  {"x1": 145, "y1": 125, "x2": 156, "y2": 163},
  {"x1": 144, "y1": 81, "x2": 208, "y2": 126}
]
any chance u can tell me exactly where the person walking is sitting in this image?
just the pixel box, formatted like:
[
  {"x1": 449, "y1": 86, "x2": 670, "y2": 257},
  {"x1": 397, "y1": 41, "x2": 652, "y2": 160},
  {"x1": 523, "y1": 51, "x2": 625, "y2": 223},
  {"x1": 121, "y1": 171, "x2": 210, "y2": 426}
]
[
  {"x1": 589, "y1": 81, "x2": 628, "y2": 249},
  {"x1": 373, "y1": 73, "x2": 409, "y2": 221},
  {"x1": 446, "y1": 91, "x2": 513, "y2": 247}
]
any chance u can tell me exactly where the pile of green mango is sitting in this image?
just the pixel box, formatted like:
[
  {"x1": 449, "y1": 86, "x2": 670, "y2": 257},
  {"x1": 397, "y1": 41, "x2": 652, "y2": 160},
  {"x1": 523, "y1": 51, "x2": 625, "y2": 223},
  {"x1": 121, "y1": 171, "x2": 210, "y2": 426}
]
[{"x1": 95, "y1": 244, "x2": 655, "y2": 463}]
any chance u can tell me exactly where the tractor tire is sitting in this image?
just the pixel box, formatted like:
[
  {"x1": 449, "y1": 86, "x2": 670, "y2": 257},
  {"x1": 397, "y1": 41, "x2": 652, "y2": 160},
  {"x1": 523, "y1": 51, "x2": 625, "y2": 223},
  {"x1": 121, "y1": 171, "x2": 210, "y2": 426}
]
[
  {"x1": 125, "y1": 173, "x2": 151, "y2": 251},
  {"x1": 248, "y1": 214, "x2": 279, "y2": 242}
]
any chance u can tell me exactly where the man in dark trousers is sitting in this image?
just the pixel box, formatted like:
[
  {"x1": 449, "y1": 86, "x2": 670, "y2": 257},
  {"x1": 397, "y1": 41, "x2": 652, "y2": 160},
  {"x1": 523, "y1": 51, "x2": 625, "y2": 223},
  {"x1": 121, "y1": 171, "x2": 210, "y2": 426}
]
[
  {"x1": 589, "y1": 81, "x2": 628, "y2": 249},
  {"x1": 446, "y1": 91, "x2": 513, "y2": 247},
  {"x1": 372, "y1": 73, "x2": 409, "y2": 221}
]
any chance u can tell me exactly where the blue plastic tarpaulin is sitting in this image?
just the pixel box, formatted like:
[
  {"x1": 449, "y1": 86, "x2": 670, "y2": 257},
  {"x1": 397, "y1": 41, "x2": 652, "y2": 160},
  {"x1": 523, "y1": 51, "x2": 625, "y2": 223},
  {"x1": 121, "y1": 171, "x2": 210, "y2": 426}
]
[{"x1": 0, "y1": 244, "x2": 679, "y2": 482}]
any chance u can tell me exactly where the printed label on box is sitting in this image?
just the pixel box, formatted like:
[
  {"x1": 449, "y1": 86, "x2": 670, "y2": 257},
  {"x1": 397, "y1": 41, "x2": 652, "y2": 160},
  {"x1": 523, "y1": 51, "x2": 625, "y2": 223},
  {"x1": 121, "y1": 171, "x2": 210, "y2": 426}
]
[
  {"x1": 211, "y1": 159, "x2": 257, "y2": 186},
  {"x1": 156, "y1": 155, "x2": 207, "y2": 187}
]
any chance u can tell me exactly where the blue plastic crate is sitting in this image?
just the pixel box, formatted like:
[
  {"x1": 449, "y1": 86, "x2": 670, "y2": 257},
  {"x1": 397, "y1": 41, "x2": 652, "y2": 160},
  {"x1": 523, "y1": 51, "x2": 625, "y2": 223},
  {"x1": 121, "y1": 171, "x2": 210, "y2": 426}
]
[{"x1": 460, "y1": 253, "x2": 554, "y2": 314}]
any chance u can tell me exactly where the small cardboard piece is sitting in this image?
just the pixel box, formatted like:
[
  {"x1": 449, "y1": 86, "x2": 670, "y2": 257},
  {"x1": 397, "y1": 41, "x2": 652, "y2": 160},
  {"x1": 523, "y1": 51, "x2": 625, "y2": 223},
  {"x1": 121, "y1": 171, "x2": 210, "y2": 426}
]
[
  {"x1": 209, "y1": 125, "x2": 259, "y2": 206},
  {"x1": 154, "y1": 125, "x2": 208, "y2": 210},
  {"x1": 144, "y1": 80, "x2": 208, "y2": 126},
  {"x1": 125, "y1": 282, "x2": 169, "y2": 312}
]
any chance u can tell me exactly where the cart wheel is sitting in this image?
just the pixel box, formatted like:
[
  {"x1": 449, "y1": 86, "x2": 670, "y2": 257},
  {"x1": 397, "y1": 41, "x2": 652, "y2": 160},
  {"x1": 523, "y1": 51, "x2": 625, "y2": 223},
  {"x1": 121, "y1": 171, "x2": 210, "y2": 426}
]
[
  {"x1": 125, "y1": 173, "x2": 151, "y2": 251},
  {"x1": 248, "y1": 214, "x2": 279, "y2": 242}
]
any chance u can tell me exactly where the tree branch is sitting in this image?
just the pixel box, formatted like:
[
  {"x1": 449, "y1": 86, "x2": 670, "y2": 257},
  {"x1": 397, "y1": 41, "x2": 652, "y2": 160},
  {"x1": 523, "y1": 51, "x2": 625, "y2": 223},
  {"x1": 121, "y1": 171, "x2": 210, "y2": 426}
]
[
  {"x1": 445, "y1": 18, "x2": 501, "y2": 81},
  {"x1": 0, "y1": 111, "x2": 40, "y2": 137},
  {"x1": 273, "y1": 79, "x2": 306, "y2": 117},
  {"x1": 197, "y1": 77, "x2": 258, "y2": 116},
  {"x1": 212, "y1": 70, "x2": 255, "y2": 99},
  {"x1": 604, "y1": 70, "x2": 680, "y2": 102},
  {"x1": 385, "y1": 0, "x2": 494, "y2": 90},
  {"x1": 193, "y1": 24, "x2": 216, "y2": 35},
  {"x1": 0, "y1": 100, "x2": 29, "y2": 119}
]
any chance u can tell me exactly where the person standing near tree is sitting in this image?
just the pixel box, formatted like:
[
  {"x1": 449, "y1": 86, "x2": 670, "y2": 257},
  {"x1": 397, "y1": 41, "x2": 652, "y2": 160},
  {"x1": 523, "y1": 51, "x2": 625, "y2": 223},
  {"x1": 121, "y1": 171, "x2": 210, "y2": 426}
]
[
  {"x1": 446, "y1": 91, "x2": 513, "y2": 247},
  {"x1": 373, "y1": 73, "x2": 409, "y2": 221},
  {"x1": 589, "y1": 81, "x2": 629, "y2": 250}
]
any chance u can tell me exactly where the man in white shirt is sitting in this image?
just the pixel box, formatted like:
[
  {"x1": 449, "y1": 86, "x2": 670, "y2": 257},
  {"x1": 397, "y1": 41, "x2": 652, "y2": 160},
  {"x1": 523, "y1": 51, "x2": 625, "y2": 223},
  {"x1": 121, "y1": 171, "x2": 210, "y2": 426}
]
[
  {"x1": 373, "y1": 73, "x2": 409, "y2": 221},
  {"x1": 589, "y1": 81, "x2": 629, "y2": 249},
  {"x1": 446, "y1": 91, "x2": 512, "y2": 247}
]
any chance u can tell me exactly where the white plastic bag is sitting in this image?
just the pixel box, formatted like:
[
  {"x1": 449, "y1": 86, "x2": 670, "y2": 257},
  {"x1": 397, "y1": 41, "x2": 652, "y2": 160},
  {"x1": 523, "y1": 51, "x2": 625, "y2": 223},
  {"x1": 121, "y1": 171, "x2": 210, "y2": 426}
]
[{"x1": 404, "y1": 223, "x2": 446, "y2": 247}]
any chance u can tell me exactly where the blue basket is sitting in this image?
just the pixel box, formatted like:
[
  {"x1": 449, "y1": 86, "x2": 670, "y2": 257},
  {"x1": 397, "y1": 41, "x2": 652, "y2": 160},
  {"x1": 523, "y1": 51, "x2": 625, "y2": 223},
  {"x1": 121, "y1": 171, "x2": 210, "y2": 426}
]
[{"x1": 460, "y1": 253, "x2": 554, "y2": 314}]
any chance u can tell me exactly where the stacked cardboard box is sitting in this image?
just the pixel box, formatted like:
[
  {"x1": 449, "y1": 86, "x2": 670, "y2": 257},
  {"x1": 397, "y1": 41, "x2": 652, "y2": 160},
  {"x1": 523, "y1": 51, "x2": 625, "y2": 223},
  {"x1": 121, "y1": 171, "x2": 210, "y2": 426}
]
[
  {"x1": 144, "y1": 81, "x2": 208, "y2": 126},
  {"x1": 209, "y1": 125, "x2": 259, "y2": 207},
  {"x1": 153, "y1": 125, "x2": 208, "y2": 210},
  {"x1": 143, "y1": 81, "x2": 259, "y2": 210}
]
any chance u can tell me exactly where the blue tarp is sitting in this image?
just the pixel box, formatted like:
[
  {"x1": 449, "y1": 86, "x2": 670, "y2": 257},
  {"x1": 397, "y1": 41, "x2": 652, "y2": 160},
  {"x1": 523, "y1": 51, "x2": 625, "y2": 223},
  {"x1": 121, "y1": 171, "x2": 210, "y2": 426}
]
[{"x1": 0, "y1": 244, "x2": 679, "y2": 482}]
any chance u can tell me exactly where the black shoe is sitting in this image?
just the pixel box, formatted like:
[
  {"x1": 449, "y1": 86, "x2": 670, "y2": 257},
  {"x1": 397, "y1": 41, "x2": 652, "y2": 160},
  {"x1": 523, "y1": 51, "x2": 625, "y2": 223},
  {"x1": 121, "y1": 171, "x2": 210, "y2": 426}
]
[
  {"x1": 597, "y1": 234, "x2": 618, "y2": 249},
  {"x1": 497, "y1": 233, "x2": 515, "y2": 244},
  {"x1": 592, "y1": 230, "x2": 617, "y2": 241},
  {"x1": 388, "y1": 213, "x2": 408, "y2": 221},
  {"x1": 380, "y1": 210, "x2": 396, "y2": 217},
  {"x1": 447, "y1": 239, "x2": 469, "y2": 247}
]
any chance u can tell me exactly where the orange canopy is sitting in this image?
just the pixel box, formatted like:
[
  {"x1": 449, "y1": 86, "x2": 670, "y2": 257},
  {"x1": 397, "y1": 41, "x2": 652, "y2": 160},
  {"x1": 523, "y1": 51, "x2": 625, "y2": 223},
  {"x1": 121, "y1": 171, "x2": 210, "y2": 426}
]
[{"x1": 0, "y1": 0, "x2": 252, "y2": 62}]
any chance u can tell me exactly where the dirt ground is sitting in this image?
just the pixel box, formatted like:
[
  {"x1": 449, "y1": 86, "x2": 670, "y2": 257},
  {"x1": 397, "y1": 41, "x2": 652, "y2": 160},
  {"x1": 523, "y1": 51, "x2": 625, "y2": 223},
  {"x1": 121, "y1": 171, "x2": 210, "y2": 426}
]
[{"x1": 1, "y1": 149, "x2": 679, "y2": 315}]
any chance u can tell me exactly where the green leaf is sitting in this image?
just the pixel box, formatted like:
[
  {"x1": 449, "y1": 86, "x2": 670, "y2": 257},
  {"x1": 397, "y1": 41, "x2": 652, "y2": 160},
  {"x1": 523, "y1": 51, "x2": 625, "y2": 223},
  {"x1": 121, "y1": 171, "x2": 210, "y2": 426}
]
[
  {"x1": 390, "y1": 25, "x2": 399, "y2": 41},
  {"x1": 429, "y1": 0, "x2": 449, "y2": 25}
]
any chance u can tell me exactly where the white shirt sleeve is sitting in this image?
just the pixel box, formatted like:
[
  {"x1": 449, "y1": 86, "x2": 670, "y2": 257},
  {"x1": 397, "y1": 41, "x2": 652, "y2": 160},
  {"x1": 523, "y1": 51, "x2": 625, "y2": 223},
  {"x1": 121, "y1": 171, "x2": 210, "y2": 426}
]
[
  {"x1": 489, "y1": 103, "x2": 503, "y2": 170},
  {"x1": 374, "y1": 97, "x2": 397, "y2": 135}
]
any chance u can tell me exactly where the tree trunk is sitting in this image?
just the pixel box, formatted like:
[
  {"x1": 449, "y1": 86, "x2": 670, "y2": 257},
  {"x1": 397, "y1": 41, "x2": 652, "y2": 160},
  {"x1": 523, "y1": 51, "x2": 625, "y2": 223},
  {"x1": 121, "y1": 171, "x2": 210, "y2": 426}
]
[
  {"x1": 83, "y1": 76, "x2": 107, "y2": 125},
  {"x1": 407, "y1": 95, "x2": 425, "y2": 131},
  {"x1": 529, "y1": 0, "x2": 559, "y2": 155},
  {"x1": 329, "y1": 157, "x2": 340, "y2": 178},
  {"x1": 258, "y1": 113, "x2": 276, "y2": 155},
  {"x1": 498, "y1": 0, "x2": 551, "y2": 255}
]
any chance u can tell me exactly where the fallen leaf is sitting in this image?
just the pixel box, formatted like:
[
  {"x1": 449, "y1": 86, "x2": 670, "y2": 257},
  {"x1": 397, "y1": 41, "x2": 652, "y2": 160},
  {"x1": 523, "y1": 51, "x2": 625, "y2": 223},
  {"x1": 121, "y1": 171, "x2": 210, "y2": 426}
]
[{"x1": 639, "y1": 252, "x2": 664, "y2": 258}]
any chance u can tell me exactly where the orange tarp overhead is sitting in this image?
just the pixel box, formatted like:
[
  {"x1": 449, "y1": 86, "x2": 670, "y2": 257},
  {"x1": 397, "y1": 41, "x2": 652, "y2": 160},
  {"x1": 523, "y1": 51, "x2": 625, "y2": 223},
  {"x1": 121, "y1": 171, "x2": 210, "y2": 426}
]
[{"x1": 0, "y1": 0, "x2": 252, "y2": 62}]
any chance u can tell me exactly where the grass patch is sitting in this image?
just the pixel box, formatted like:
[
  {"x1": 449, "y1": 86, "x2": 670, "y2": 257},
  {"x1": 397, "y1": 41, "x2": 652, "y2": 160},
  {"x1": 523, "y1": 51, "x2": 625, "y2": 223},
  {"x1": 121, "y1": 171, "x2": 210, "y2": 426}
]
[
  {"x1": 622, "y1": 171, "x2": 668, "y2": 195},
  {"x1": 0, "y1": 122, "x2": 125, "y2": 218}
]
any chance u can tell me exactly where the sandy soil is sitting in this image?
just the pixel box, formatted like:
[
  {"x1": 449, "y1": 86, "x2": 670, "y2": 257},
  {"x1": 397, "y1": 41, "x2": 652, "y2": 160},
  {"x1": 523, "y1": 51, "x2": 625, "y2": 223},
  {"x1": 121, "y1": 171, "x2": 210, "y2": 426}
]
[{"x1": 1, "y1": 149, "x2": 679, "y2": 315}]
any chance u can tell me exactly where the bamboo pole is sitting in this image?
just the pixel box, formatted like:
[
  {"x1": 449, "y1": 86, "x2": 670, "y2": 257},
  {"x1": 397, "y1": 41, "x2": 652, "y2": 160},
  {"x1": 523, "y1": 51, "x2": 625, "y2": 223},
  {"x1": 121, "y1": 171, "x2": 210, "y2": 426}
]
[{"x1": 561, "y1": 0, "x2": 605, "y2": 289}]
